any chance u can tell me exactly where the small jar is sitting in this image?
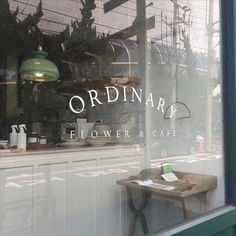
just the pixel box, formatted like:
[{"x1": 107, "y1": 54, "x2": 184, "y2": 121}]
[
  {"x1": 39, "y1": 136, "x2": 47, "y2": 145},
  {"x1": 28, "y1": 132, "x2": 39, "y2": 144}
]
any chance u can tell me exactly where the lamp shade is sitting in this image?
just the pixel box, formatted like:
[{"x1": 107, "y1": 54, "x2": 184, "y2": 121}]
[{"x1": 19, "y1": 51, "x2": 59, "y2": 82}]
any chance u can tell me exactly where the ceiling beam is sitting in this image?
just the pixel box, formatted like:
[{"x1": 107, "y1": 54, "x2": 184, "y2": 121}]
[
  {"x1": 110, "y1": 16, "x2": 155, "y2": 39},
  {"x1": 104, "y1": 0, "x2": 129, "y2": 13}
]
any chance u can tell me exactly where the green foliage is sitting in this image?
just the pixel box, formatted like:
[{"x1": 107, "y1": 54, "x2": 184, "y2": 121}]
[
  {"x1": 43, "y1": 26, "x2": 72, "y2": 81},
  {"x1": 43, "y1": 26, "x2": 70, "y2": 62},
  {"x1": 0, "y1": 0, "x2": 43, "y2": 61},
  {"x1": 0, "y1": 0, "x2": 18, "y2": 23},
  {"x1": 31, "y1": 83, "x2": 67, "y2": 122},
  {"x1": 65, "y1": 0, "x2": 97, "y2": 49}
]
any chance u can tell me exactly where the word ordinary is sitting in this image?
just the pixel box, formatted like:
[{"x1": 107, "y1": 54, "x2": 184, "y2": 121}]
[{"x1": 69, "y1": 86, "x2": 177, "y2": 119}]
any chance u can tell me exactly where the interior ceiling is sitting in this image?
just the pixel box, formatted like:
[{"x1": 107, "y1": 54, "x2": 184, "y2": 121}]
[
  {"x1": 8, "y1": 0, "x2": 220, "y2": 55},
  {"x1": 8, "y1": 0, "x2": 137, "y2": 36}
]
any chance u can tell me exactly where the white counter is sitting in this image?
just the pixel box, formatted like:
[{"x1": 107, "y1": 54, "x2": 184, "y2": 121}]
[{"x1": 0, "y1": 145, "x2": 144, "y2": 236}]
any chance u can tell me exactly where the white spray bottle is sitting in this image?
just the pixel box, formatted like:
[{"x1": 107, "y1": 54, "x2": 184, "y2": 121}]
[
  {"x1": 10, "y1": 125, "x2": 18, "y2": 147},
  {"x1": 17, "y1": 124, "x2": 27, "y2": 150}
]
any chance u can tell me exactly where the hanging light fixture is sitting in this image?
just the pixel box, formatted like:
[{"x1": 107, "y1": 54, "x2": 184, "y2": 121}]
[{"x1": 19, "y1": 46, "x2": 59, "y2": 82}]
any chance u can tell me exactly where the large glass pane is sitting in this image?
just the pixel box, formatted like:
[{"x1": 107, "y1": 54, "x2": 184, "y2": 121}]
[{"x1": 0, "y1": 0, "x2": 224, "y2": 235}]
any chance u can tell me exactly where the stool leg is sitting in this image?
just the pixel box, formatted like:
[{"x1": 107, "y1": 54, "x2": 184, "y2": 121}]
[
  {"x1": 139, "y1": 213, "x2": 149, "y2": 234},
  {"x1": 126, "y1": 188, "x2": 150, "y2": 236},
  {"x1": 129, "y1": 215, "x2": 137, "y2": 236},
  {"x1": 181, "y1": 198, "x2": 189, "y2": 219},
  {"x1": 203, "y1": 191, "x2": 211, "y2": 212}
]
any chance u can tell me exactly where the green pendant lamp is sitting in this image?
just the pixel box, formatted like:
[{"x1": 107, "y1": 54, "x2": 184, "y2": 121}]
[{"x1": 19, "y1": 46, "x2": 59, "y2": 82}]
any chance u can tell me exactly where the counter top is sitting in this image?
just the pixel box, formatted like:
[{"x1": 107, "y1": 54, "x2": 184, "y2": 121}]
[
  {"x1": 0, "y1": 144, "x2": 141, "y2": 157},
  {"x1": 0, "y1": 144, "x2": 143, "y2": 168}
]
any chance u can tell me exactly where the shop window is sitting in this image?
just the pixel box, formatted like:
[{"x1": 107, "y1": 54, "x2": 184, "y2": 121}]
[{"x1": 0, "y1": 0, "x2": 224, "y2": 235}]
